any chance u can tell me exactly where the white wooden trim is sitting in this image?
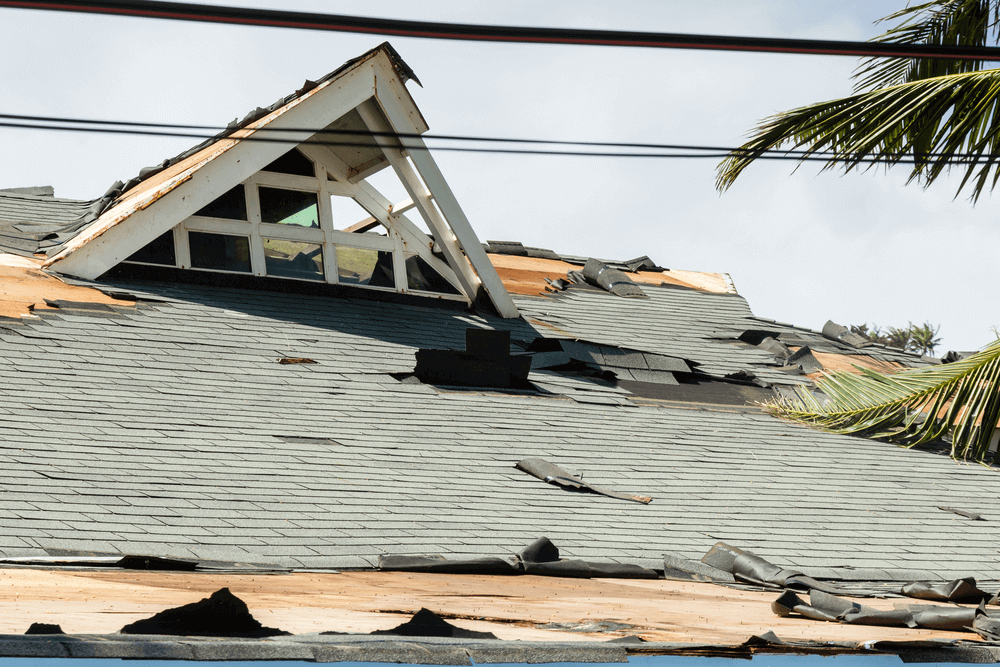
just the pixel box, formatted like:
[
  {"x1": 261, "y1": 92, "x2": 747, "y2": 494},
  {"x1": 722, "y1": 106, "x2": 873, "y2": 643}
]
[
  {"x1": 48, "y1": 60, "x2": 378, "y2": 279},
  {"x1": 252, "y1": 171, "x2": 320, "y2": 191},
  {"x1": 354, "y1": 101, "x2": 482, "y2": 303},
  {"x1": 370, "y1": 72, "x2": 519, "y2": 318},
  {"x1": 329, "y1": 230, "x2": 394, "y2": 251},
  {"x1": 259, "y1": 223, "x2": 325, "y2": 244},
  {"x1": 245, "y1": 181, "x2": 265, "y2": 277},
  {"x1": 299, "y1": 141, "x2": 469, "y2": 303},
  {"x1": 347, "y1": 155, "x2": 389, "y2": 183},
  {"x1": 172, "y1": 225, "x2": 189, "y2": 269},
  {"x1": 183, "y1": 218, "x2": 253, "y2": 235},
  {"x1": 316, "y1": 163, "x2": 339, "y2": 284}
]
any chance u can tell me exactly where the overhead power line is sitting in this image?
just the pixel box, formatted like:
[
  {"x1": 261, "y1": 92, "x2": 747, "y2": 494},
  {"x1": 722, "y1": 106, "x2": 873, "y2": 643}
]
[
  {"x1": 0, "y1": 113, "x2": 988, "y2": 165},
  {"x1": 4, "y1": 0, "x2": 1000, "y2": 59}
]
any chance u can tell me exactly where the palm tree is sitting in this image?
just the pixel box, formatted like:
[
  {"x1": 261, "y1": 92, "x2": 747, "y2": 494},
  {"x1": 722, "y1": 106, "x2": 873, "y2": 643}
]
[
  {"x1": 718, "y1": 0, "x2": 1000, "y2": 202},
  {"x1": 718, "y1": 1, "x2": 1000, "y2": 462}
]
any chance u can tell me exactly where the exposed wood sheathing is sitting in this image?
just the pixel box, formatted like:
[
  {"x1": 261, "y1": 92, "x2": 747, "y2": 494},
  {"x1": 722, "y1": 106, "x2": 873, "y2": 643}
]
[
  {"x1": 794, "y1": 348, "x2": 905, "y2": 380},
  {"x1": 0, "y1": 255, "x2": 129, "y2": 318},
  {"x1": 0, "y1": 568, "x2": 969, "y2": 644},
  {"x1": 488, "y1": 254, "x2": 735, "y2": 296}
]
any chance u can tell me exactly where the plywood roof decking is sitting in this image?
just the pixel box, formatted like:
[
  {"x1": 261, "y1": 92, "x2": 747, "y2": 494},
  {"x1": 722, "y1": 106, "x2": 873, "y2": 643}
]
[
  {"x1": 0, "y1": 568, "x2": 972, "y2": 644},
  {"x1": 0, "y1": 255, "x2": 132, "y2": 319},
  {"x1": 488, "y1": 253, "x2": 734, "y2": 297}
]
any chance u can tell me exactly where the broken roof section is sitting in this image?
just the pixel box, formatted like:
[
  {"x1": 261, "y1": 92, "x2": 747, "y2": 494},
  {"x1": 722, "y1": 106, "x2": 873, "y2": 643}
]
[{"x1": 0, "y1": 43, "x2": 517, "y2": 318}]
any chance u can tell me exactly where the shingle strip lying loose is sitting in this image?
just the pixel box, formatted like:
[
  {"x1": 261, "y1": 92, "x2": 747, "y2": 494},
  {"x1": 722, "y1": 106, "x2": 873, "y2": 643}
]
[
  {"x1": 515, "y1": 457, "x2": 652, "y2": 504},
  {"x1": 701, "y1": 542, "x2": 843, "y2": 594},
  {"x1": 773, "y1": 589, "x2": 981, "y2": 632},
  {"x1": 902, "y1": 577, "x2": 995, "y2": 604},
  {"x1": 379, "y1": 537, "x2": 659, "y2": 579}
]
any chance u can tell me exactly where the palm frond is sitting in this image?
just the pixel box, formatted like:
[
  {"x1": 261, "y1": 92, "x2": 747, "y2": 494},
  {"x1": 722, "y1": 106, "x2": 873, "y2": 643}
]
[
  {"x1": 716, "y1": 67, "x2": 1000, "y2": 201},
  {"x1": 767, "y1": 339, "x2": 1000, "y2": 463},
  {"x1": 854, "y1": 0, "x2": 1000, "y2": 92}
]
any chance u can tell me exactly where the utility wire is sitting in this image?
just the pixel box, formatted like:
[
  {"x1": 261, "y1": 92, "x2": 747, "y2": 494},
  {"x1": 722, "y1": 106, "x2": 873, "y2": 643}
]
[
  {"x1": 4, "y1": 0, "x2": 1000, "y2": 59},
  {"x1": 0, "y1": 111, "x2": 846, "y2": 157},
  {"x1": 0, "y1": 118, "x2": 987, "y2": 165}
]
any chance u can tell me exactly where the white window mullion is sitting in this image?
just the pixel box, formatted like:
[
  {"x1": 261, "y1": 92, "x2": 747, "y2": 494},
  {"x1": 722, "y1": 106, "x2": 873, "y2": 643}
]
[
  {"x1": 245, "y1": 176, "x2": 266, "y2": 277},
  {"x1": 173, "y1": 225, "x2": 190, "y2": 269},
  {"x1": 391, "y1": 228, "x2": 407, "y2": 292},
  {"x1": 316, "y1": 164, "x2": 339, "y2": 285}
]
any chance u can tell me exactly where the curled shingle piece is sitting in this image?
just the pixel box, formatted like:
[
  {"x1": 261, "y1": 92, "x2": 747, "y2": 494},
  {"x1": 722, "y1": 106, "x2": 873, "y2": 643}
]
[{"x1": 515, "y1": 457, "x2": 652, "y2": 504}]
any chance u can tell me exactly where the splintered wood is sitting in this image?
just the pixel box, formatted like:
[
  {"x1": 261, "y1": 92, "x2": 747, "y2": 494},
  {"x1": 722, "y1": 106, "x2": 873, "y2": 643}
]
[{"x1": 0, "y1": 568, "x2": 971, "y2": 644}]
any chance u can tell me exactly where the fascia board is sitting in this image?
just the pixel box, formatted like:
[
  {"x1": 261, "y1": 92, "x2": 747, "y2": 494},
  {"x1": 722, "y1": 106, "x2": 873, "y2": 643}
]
[{"x1": 47, "y1": 61, "x2": 379, "y2": 280}]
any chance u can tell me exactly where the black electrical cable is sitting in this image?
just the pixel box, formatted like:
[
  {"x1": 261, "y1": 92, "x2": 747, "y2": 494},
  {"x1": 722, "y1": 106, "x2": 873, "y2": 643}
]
[
  {"x1": 1, "y1": 119, "x2": 984, "y2": 164},
  {"x1": 3, "y1": 0, "x2": 1000, "y2": 59},
  {"x1": 0, "y1": 111, "x2": 846, "y2": 157}
]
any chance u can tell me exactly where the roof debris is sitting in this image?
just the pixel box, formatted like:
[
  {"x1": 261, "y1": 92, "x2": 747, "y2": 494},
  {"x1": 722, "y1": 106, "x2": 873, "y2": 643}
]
[
  {"x1": 515, "y1": 458, "x2": 653, "y2": 504},
  {"x1": 120, "y1": 588, "x2": 287, "y2": 638}
]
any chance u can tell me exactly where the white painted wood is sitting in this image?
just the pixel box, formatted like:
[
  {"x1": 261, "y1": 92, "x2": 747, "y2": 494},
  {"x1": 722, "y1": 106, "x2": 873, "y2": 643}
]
[
  {"x1": 301, "y1": 141, "x2": 467, "y2": 300},
  {"x1": 245, "y1": 179, "x2": 266, "y2": 277},
  {"x1": 172, "y1": 225, "x2": 189, "y2": 269},
  {"x1": 346, "y1": 155, "x2": 389, "y2": 183},
  {"x1": 329, "y1": 229, "x2": 395, "y2": 251},
  {"x1": 355, "y1": 101, "x2": 482, "y2": 305},
  {"x1": 253, "y1": 171, "x2": 320, "y2": 192},
  {"x1": 183, "y1": 217, "x2": 253, "y2": 236},
  {"x1": 391, "y1": 198, "x2": 416, "y2": 216},
  {"x1": 370, "y1": 71, "x2": 519, "y2": 318},
  {"x1": 390, "y1": 228, "x2": 408, "y2": 291},
  {"x1": 316, "y1": 163, "x2": 339, "y2": 284},
  {"x1": 258, "y1": 223, "x2": 325, "y2": 244},
  {"x1": 49, "y1": 60, "x2": 378, "y2": 279}
]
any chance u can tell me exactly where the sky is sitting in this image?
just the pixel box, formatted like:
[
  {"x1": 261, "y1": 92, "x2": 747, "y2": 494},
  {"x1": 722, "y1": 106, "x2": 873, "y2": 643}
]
[{"x1": 0, "y1": 0, "x2": 997, "y2": 352}]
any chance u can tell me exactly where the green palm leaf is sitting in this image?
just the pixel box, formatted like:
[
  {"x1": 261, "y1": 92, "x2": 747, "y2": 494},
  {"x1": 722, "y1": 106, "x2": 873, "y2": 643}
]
[
  {"x1": 717, "y1": 0, "x2": 1000, "y2": 200},
  {"x1": 768, "y1": 339, "x2": 1000, "y2": 463},
  {"x1": 716, "y1": 68, "x2": 1000, "y2": 201},
  {"x1": 853, "y1": 0, "x2": 1000, "y2": 92}
]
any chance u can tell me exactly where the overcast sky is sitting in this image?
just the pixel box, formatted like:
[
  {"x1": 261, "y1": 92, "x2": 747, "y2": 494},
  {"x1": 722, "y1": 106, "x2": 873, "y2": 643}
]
[{"x1": 0, "y1": 1, "x2": 996, "y2": 352}]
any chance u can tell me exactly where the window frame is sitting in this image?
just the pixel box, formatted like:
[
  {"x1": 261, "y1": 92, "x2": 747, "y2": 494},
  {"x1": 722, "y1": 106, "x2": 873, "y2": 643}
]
[{"x1": 121, "y1": 157, "x2": 466, "y2": 300}]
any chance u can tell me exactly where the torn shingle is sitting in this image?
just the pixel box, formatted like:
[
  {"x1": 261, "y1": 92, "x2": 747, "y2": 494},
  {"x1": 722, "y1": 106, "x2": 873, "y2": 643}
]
[
  {"x1": 582, "y1": 258, "x2": 647, "y2": 298},
  {"x1": 515, "y1": 457, "x2": 652, "y2": 504},
  {"x1": 822, "y1": 320, "x2": 871, "y2": 349}
]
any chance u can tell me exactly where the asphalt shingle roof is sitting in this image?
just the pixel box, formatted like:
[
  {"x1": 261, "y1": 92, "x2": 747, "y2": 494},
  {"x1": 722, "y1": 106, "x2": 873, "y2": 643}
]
[{"x1": 0, "y1": 279, "x2": 995, "y2": 578}]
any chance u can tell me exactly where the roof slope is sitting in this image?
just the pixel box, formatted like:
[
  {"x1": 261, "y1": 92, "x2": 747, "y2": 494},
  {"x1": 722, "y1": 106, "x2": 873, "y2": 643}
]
[
  {"x1": 0, "y1": 192, "x2": 96, "y2": 257},
  {"x1": 0, "y1": 278, "x2": 994, "y2": 578}
]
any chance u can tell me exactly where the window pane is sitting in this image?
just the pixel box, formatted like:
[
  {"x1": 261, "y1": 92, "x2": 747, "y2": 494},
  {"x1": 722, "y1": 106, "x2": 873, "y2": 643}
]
[
  {"x1": 127, "y1": 231, "x2": 176, "y2": 266},
  {"x1": 336, "y1": 247, "x2": 395, "y2": 288},
  {"x1": 194, "y1": 185, "x2": 247, "y2": 220},
  {"x1": 259, "y1": 187, "x2": 319, "y2": 228},
  {"x1": 405, "y1": 254, "x2": 460, "y2": 294},
  {"x1": 189, "y1": 232, "x2": 251, "y2": 273},
  {"x1": 264, "y1": 239, "x2": 324, "y2": 281},
  {"x1": 262, "y1": 148, "x2": 315, "y2": 177}
]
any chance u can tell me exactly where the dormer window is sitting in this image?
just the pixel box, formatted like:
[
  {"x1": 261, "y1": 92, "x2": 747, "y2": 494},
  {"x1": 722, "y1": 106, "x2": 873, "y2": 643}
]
[
  {"x1": 123, "y1": 148, "x2": 449, "y2": 296},
  {"x1": 46, "y1": 45, "x2": 520, "y2": 318}
]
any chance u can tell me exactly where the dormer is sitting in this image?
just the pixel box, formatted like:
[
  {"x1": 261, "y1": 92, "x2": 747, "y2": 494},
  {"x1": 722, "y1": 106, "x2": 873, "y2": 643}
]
[{"x1": 44, "y1": 44, "x2": 518, "y2": 318}]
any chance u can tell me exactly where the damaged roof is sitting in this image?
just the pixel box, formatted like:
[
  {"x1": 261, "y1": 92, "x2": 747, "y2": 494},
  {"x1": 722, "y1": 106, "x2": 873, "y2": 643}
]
[
  {"x1": 0, "y1": 271, "x2": 990, "y2": 580},
  {"x1": 1, "y1": 42, "x2": 997, "y2": 661}
]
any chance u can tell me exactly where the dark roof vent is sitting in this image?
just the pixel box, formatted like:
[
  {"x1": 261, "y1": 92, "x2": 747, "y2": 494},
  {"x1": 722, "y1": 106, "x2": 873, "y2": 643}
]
[{"x1": 414, "y1": 328, "x2": 530, "y2": 388}]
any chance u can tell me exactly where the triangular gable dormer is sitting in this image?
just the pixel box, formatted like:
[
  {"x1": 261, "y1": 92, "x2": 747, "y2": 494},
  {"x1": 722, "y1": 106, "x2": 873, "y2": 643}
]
[{"x1": 45, "y1": 44, "x2": 519, "y2": 318}]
